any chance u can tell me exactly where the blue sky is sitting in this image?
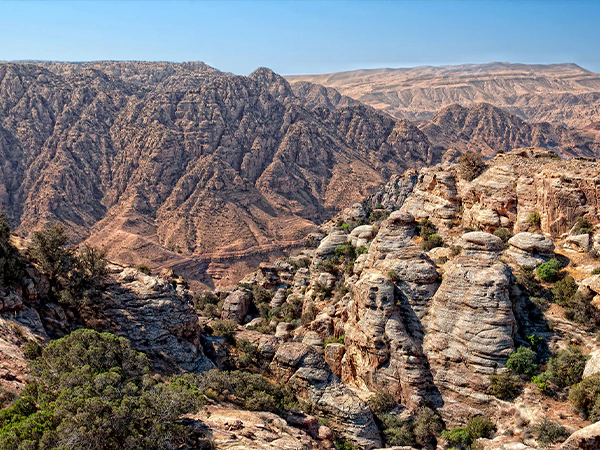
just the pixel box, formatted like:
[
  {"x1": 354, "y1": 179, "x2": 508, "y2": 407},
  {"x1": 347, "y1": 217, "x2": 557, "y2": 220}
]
[{"x1": 1, "y1": 0, "x2": 598, "y2": 75}]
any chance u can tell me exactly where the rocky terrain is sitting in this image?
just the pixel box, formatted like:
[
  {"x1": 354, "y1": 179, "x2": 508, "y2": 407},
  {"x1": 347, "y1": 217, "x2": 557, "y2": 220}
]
[
  {"x1": 2, "y1": 62, "x2": 600, "y2": 291},
  {"x1": 2, "y1": 147, "x2": 600, "y2": 448},
  {"x1": 287, "y1": 62, "x2": 600, "y2": 128}
]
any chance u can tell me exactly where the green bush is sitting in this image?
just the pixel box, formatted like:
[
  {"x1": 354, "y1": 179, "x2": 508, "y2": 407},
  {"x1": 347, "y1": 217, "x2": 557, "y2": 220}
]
[
  {"x1": 324, "y1": 335, "x2": 345, "y2": 347},
  {"x1": 457, "y1": 153, "x2": 486, "y2": 181},
  {"x1": 530, "y1": 418, "x2": 570, "y2": 445},
  {"x1": 506, "y1": 347, "x2": 539, "y2": 376},
  {"x1": 441, "y1": 416, "x2": 495, "y2": 449},
  {"x1": 536, "y1": 259, "x2": 562, "y2": 282},
  {"x1": 380, "y1": 413, "x2": 415, "y2": 447},
  {"x1": 413, "y1": 406, "x2": 443, "y2": 448},
  {"x1": 0, "y1": 215, "x2": 26, "y2": 287},
  {"x1": 592, "y1": 267, "x2": 600, "y2": 275},
  {"x1": 493, "y1": 227, "x2": 513, "y2": 244},
  {"x1": 0, "y1": 329, "x2": 205, "y2": 450},
  {"x1": 423, "y1": 233, "x2": 444, "y2": 251},
  {"x1": 488, "y1": 373, "x2": 521, "y2": 400},
  {"x1": 526, "y1": 211, "x2": 541, "y2": 228},
  {"x1": 545, "y1": 346, "x2": 588, "y2": 388},
  {"x1": 563, "y1": 290, "x2": 600, "y2": 330},
  {"x1": 568, "y1": 373, "x2": 600, "y2": 421},
  {"x1": 552, "y1": 275, "x2": 578, "y2": 306},
  {"x1": 367, "y1": 392, "x2": 396, "y2": 416},
  {"x1": 531, "y1": 375, "x2": 547, "y2": 392},
  {"x1": 515, "y1": 266, "x2": 543, "y2": 296},
  {"x1": 572, "y1": 216, "x2": 593, "y2": 235},
  {"x1": 137, "y1": 264, "x2": 152, "y2": 275},
  {"x1": 209, "y1": 319, "x2": 238, "y2": 342}
]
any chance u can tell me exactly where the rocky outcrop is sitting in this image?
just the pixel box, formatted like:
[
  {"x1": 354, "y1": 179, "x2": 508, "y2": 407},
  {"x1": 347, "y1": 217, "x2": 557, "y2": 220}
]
[
  {"x1": 560, "y1": 421, "x2": 600, "y2": 450},
  {"x1": 99, "y1": 266, "x2": 214, "y2": 374},
  {"x1": 505, "y1": 232, "x2": 555, "y2": 268},
  {"x1": 270, "y1": 342, "x2": 382, "y2": 449},
  {"x1": 220, "y1": 288, "x2": 252, "y2": 324},
  {"x1": 342, "y1": 212, "x2": 440, "y2": 408},
  {"x1": 189, "y1": 406, "x2": 333, "y2": 449},
  {"x1": 423, "y1": 232, "x2": 515, "y2": 416}
]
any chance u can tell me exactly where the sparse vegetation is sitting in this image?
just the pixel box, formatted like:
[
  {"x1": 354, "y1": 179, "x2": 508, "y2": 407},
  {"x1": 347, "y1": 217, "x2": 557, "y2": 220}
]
[
  {"x1": 572, "y1": 216, "x2": 593, "y2": 235},
  {"x1": 493, "y1": 227, "x2": 512, "y2": 244},
  {"x1": 488, "y1": 373, "x2": 521, "y2": 400},
  {"x1": 457, "y1": 153, "x2": 486, "y2": 181},
  {"x1": 530, "y1": 418, "x2": 570, "y2": 445},
  {"x1": 536, "y1": 258, "x2": 562, "y2": 282},
  {"x1": 568, "y1": 373, "x2": 600, "y2": 421},
  {"x1": 417, "y1": 219, "x2": 444, "y2": 251},
  {"x1": 137, "y1": 264, "x2": 152, "y2": 275},
  {"x1": 551, "y1": 275, "x2": 578, "y2": 306},
  {"x1": 506, "y1": 347, "x2": 538, "y2": 376},
  {"x1": 441, "y1": 416, "x2": 495, "y2": 449},
  {"x1": 544, "y1": 346, "x2": 588, "y2": 389},
  {"x1": 526, "y1": 211, "x2": 541, "y2": 228}
]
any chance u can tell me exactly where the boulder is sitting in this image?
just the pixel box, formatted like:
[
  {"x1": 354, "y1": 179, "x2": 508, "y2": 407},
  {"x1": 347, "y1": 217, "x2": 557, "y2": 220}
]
[
  {"x1": 564, "y1": 233, "x2": 592, "y2": 252},
  {"x1": 505, "y1": 232, "x2": 555, "y2": 267},
  {"x1": 560, "y1": 421, "x2": 600, "y2": 450},
  {"x1": 583, "y1": 349, "x2": 600, "y2": 378},
  {"x1": 316, "y1": 232, "x2": 349, "y2": 257},
  {"x1": 220, "y1": 288, "x2": 252, "y2": 324}
]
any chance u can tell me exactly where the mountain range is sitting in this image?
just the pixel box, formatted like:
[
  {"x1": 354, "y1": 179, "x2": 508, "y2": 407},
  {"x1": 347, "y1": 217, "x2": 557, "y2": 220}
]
[{"x1": 0, "y1": 61, "x2": 599, "y2": 288}]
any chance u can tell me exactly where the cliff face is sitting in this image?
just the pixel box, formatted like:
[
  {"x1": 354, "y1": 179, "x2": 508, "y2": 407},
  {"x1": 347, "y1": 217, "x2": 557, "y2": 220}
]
[
  {"x1": 0, "y1": 62, "x2": 435, "y2": 289},
  {"x1": 287, "y1": 62, "x2": 600, "y2": 127}
]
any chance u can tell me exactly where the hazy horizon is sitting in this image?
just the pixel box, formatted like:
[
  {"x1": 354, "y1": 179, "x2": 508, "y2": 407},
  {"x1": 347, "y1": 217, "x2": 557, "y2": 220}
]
[{"x1": 1, "y1": 0, "x2": 598, "y2": 75}]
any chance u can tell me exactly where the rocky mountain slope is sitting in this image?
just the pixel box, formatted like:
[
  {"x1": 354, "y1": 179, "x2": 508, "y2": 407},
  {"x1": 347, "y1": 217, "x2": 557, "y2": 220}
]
[
  {"x1": 287, "y1": 62, "x2": 600, "y2": 128},
  {"x1": 0, "y1": 61, "x2": 437, "y2": 288},
  {"x1": 2, "y1": 61, "x2": 599, "y2": 292},
  {"x1": 2, "y1": 148, "x2": 600, "y2": 448}
]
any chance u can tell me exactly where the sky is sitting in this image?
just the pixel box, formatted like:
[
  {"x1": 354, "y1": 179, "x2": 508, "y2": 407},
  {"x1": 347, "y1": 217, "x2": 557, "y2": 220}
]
[{"x1": 1, "y1": 0, "x2": 599, "y2": 75}]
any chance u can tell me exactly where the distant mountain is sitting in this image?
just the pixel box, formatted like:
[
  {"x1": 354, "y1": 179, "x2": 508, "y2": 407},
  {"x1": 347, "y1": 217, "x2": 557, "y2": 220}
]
[
  {"x1": 0, "y1": 61, "x2": 435, "y2": 288},
  {"x1": 287, "y1": 62, "x2": 600, "y2": 128}
]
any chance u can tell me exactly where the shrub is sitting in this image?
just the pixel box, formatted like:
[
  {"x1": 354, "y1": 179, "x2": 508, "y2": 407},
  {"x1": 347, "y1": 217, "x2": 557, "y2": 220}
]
[
  {"x1": 0, "y1": 215, "x2": 26, "y2": 287},
  {"x1": 367, "y1": 392, "x2": 396, "y2": 416},
  {"x1": 506, "y1": 347, "x2": 539, "y2": 376},
  {"x1": 209, "y1": 319, "x2": 238, "y2": 342},
  {"x1": 417, "y1": 218, "x2": 437, "y2": 240},
  {"x1": 423, "y1": 233, "x2": 444, "y2": 251},
  {"x1": 381, "y1": 413, "x2": 415, "y2": 447},
  {"x1": 515, "y1": 266, "x2": 543, "y2": 296},
  {"x1": 301, "y1": 303, "x2": 318, "y2": 326},
  {"x1": 324, "y1": 335, "x2": 345, "y2": 347},
  {"x1": 413, "y1": 406, "x2": 443, "y2": 448},
  {"x1": 592, "y1": 267, "x2": 600, "y2": 275},
  {"x1": 0, "y1": 329, "x2": 205, "y2": 450},
  {"x1": 457, "y1": 153, "x2": 486, "y2": 181},
  {"x1": 562, "y1": 290, "x2": 600, "y2": 330},
  {"x1": 531, "y1": 375, "x2": 548, "y2": 392},
  {"x1": 551, "y1": 275, "x2": 578, "y2": 306},
  {"x1": 493, "y1": 227, "x2": 513, "y2": 244},
  {"x1": 30, "y1": 224, "x2": 73, "y2": 294},
  {"x1": 488, "y1": 373, "x2": 521, "y2": 400},
  {"x1": 536, "y1": 259, "x2": 562, "y2": 282},
  {"x1": 526, "y1": 211, "x2": 541, "y2": 228},
  {"x1": 441, "y1": 416, "x2": 495, "y2": 449},
  {"x1": 568, "y1": 373, "x2": 600, "y2": 421},
  {"x1": 530, "y1": 418, "x2": 570, "y2": 445},
  {"x1": 387, "y1": 270, "x2": 400, "y2": 282},
  {"x1": 137, "y1": 264, "x2": 152, "y2": 275},
  {"x1": 545, "y1": 346, "x2": 588, "y2": 388},
  {"x1": 572, "y1": 216, "x2": 593, "y2": 235},
  {"x1": 22, "y1": 340, "x2": 43, "y2": 360}
]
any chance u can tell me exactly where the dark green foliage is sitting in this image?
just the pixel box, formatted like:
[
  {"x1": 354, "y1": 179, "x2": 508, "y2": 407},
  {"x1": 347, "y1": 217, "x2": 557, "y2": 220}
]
[
  {"x1": 530, "y1": 418, "x2": 570, "y2": 445},
  {"x1": 506, "y1": 347, "x2": 539, "y2": 376},
  {"x1": 488, "y1": 373, "x2": 522, "y2": 400},
  {"x1": 369, "y1": 209, "x2": 390, "y2": 223},
  {"x1": 572, "y1": 216, "x2": 593, "y2": 235},
  {"x1": 457, "y1": 153, "x2": 486, "y2": 181},
  {"x1": 301, "y1": 303, "x2": 318, "y2": 326},
  {"x1": 568, "y1": 373, "x2": 600, "y2": 421},
  {"x1": 208, "y1": 319, "x2": 238, "y2": 342},
  {"x1": 592, "y1": 267, "x2": 600, "y2": 275},
  {"x1": 324, "y1": 335, "x2": 345, "y2": 347},
  {"x1": 545, "y1": 346, "x2": 588, "y2": 388},
  {"x1": 380, "y1": 413, "x2": 415, "y2": 447},
  {"x1": 0, "y1": 215, "x2": 26, "y2": 287},
  {"x1": 367, "y1": 392, "x2": 396, "y2": 416},
  {"x1": 137, "y1": 265, "x2": 152, "y2": 275},
  {"x1": 536, "y1": 259, "x2": 562, "y2": 282},
  {"x1": 0, "y1": 329, "x2": 205, "y2": 450},
  {"x1": 280, "y1": 296, "x2": 303, "y2": 322},
  {"x1": 30, "y1": 225, "x2": 108, "y2": 305},
  {"x1": 441, "y1": 416, "x2": 495, "y2": 449},
  {"x1": 22, "y1": 340, "x2": 43, "y2": 360},
  {"x1": 526, "y1": 211, "x2": 541, "y2": 228},
  {"x1": 515, "y1": 266, "x2": 544, "y2": 296},
  {"x1": 493, "y1": 227, "x2": 513, "y2": 244},
  {"x1": 562, "y1": 290, "x2": 600, "y2": 330},
  {"x1": 422, "y1": 233, "x2": 444, "y2": 251},
  {"x1": 413, "y1": 407, "x2": 443, "y2": 448},
  {"x1": 194, "y1": 369, "x2": 296, "y2": 415},
  {"x1": 551, "y1": 276, "x2": 578, "y2": 306},
  {"x1": 192, "y1": 291, "x2": 221, "y2": 318},
  {"x1": 387, "y1": 270, "x2": 400, "y2": 282}
]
